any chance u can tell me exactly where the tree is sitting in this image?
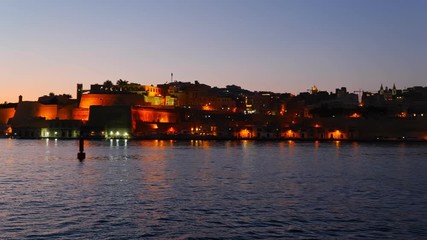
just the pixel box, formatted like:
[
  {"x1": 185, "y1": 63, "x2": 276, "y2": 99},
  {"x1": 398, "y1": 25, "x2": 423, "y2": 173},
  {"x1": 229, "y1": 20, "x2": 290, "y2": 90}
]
[
  {"x1": 116, "y1": 79, "x2": 129, "y2": 86},
  {"x1": 103, "y1": 80, "x2": 113, "y2": 87}
]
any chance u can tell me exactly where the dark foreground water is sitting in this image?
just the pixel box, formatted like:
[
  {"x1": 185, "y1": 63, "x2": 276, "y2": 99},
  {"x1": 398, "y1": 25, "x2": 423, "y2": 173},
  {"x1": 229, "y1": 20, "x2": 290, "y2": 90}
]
[{"x1": 1, "y1": 139, "x2": 426, "y2": 239}]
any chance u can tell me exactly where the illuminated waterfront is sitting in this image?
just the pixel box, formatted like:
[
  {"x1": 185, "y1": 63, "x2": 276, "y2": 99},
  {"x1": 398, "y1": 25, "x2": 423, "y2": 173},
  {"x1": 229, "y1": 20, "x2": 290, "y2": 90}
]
[{"x1": 1, "y1": 139, "x2": 426, "y2": 239}]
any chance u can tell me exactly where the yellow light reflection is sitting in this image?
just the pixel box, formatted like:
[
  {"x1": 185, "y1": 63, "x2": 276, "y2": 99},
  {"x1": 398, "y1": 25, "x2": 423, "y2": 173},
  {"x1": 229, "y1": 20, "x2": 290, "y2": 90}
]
[{"x1": 335, "y1": 140, "x2": 340, "y2": 148}]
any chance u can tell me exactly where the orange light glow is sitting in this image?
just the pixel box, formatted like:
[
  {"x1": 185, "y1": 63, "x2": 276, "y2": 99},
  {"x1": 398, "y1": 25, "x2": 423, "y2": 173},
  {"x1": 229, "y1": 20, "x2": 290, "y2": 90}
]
[
  {"x1": 6, "y1": 127, "x2": 12, "y2": 135},
  {"x1": 280, "y1": 104, "x2": 285, "y2": 116},
  {"x1": 239, "y1": 129, "x2": 252, "y2": 138},
  {"x1": 285, "y1": 130, "x2": 296, "y2": 138},
  {"x1": 349, "y1": 113, "x2": 361, "y2": 118},
  {"x1": 167, "y1": 127, "x2": 176, "y2": 134},
  {"x1": 202, "y1": 105, "x2": 213, "y2": 111},
  {"x1": 397, "y1": 112, "x2": 407, "y2": 118},
  {"x1": 329, "y1": 130, "x2": 345, "y2": 139},
  {"x1": 314, "y1": 124, "x2": 320, "y2": 128}
]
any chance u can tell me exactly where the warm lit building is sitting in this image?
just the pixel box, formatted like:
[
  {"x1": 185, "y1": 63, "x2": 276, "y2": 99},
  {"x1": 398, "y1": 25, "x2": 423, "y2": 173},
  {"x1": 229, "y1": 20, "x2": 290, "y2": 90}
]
[
  {"x1": 158, "y1": 81, "x2": 235, "y2": 110},
  {"x1": 4, "y1": 81, "x2": 427, "y2": 140},
  {"x1": 0, "y1": 103, "x2": 16, "y2": 136}
]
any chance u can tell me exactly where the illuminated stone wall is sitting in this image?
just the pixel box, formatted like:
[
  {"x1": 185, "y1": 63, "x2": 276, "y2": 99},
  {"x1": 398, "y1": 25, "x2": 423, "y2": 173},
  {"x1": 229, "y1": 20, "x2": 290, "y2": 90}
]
[
  {"x1": 0, "y1": 107, "x2": 15, "y2": 124},
  {"x1": 131, "y1": 107, "x2": 176, "y2": 123},
  {"x1": 72, "y1": 108, "x2": 89, "y2": 121},
  {"x1": 79, "y1": 93, "x2": 146, "y2": 108},
  {"x1": 37, "y1": 104, "x2": 58, "y2": 120},
  {"x1": 12, "y1": 102, "x2": 58, "y2": 126},
  {"x1": 131, "y1": 107, "x2": 177, "y2": 136},
  {"x1": 57, "y1": 105, "x2": 75, "y2": 120}
]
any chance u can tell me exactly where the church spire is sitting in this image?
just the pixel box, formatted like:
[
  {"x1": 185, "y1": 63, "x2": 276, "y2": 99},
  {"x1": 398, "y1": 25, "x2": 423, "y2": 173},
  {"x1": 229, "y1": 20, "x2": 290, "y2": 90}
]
[
  {"x1": 379, "y1": 84, "x2": 384, "y2": 95},
  {"x1": 392, "y1": 83, "x2": 397, "y2": 95}
]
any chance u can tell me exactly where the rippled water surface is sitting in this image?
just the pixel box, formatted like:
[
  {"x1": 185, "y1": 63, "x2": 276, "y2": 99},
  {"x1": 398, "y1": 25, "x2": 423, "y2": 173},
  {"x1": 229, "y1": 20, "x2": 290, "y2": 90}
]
[{"x1": 1, "y1": 139, "x2": 427, "y2": 239}]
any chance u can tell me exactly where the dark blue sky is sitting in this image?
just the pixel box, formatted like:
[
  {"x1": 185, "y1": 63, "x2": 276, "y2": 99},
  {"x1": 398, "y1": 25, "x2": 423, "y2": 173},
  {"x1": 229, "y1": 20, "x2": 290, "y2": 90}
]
[{"x1": 1, "y1": 0, "x2": 426, "y2": 102}]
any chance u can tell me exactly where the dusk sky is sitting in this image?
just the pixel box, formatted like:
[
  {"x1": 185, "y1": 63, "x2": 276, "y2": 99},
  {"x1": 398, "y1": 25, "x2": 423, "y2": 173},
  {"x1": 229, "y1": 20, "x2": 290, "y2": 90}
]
[{"x1": 1, "y1": 0, "x2": 426, "y2": 102}]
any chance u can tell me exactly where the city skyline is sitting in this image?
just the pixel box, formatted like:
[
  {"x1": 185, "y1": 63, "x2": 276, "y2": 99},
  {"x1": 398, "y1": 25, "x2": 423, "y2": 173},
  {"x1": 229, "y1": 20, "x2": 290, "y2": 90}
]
[{"x1": 1, "y1": 0, "x2": 426, "y2": 102}]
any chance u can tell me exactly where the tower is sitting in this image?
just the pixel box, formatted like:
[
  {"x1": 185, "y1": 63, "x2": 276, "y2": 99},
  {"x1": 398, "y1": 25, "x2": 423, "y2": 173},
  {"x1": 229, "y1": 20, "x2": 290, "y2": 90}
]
[
  {"x1": 379, "y1": 84, "x2": 384, "y2": 95},
  {"x1": 392, "y1": 84, "x2": 397, "y2": 96},
  {"x1": 311, "y1": 85, "x2": 318, "y2": 94},
  {"x1": 77, "y1": 84, "x2": 83, "y2": 104}
]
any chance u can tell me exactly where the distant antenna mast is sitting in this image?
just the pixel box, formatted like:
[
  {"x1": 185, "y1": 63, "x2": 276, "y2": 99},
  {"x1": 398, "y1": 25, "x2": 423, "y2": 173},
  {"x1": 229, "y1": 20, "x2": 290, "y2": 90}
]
[{"x1": 171, "y1": 73, "x2": 173, "y2": 82}]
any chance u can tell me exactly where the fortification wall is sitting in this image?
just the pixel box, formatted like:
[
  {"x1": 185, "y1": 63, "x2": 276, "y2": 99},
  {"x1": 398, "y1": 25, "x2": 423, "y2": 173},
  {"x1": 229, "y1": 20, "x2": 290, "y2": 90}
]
[
  {"x1": 0, "y1": 108, "x2": 15, "y2": 124},
  {"x1": 79, "y1": 94, "x2": 146, "y2": 108},
  {"x1": 37, "y1": 104, "x2": 58, "y2": 120},
  {"x1": 131, "y1": 107, "x2": 176, "y2": 123},
  {"x1": 72, "y1": 108, "x2": 89, "y2": 121},
  {"x1": 57, "y1": 105, "x2": 75, "y2": 120}
]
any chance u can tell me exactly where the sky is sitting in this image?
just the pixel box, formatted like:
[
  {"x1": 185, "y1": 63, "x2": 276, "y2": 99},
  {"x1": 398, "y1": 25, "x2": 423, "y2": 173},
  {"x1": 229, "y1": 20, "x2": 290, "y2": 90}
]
[{"x1": 1, "y1": 0, "x2": 426, "y2": 102}]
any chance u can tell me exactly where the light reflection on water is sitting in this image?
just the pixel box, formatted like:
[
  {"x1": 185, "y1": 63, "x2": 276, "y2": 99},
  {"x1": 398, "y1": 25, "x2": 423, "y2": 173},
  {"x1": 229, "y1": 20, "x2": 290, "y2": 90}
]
[{"x1": 0, "y1": 139, "x2": 426, "y2": 239}]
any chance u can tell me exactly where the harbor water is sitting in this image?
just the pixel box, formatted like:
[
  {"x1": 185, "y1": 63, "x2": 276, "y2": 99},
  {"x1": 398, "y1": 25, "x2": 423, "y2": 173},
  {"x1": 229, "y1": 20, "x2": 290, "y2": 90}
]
[{"x1": 1, "y1": 139, "x2": 426, "y2": 239}]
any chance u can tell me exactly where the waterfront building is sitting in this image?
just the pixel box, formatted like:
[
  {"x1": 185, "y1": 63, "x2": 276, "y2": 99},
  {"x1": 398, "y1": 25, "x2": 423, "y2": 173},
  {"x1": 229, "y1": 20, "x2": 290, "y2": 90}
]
[
  {"x1": 2, "y1": 79, "x2": 427, "y2": 140},
  {"x1": 158, "y1": 81, "x2": 236, "y2": 111},
  {"x1": 0, "y1": 103, "x2": 16, "y2": 136}
]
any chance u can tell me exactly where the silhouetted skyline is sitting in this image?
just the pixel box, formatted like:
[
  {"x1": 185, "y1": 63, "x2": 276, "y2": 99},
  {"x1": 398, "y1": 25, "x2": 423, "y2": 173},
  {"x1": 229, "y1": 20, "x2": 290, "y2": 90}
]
[{"x1": 1, "y1": 0, "x2": 426, "y2": 102}]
